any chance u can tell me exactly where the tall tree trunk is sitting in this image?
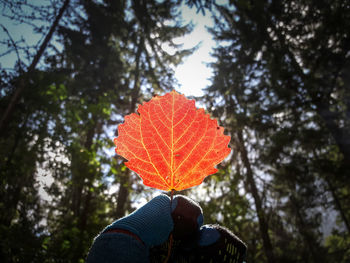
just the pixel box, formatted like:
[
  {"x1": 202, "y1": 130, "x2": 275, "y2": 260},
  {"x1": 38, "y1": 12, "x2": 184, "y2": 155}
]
[
  {"x1": 115, "y1": 170, "x2": 131, "y2": 218},
  {"x1": 0, "y1": 0, "x2": 70, "y2": 133},
  {"x1": 325, "y1": 176, "x2": 350, "y2": 234},
  {"x1": 313, "y1": 101, "x2": 350, "y2": 167},
  {"x1": 236, "y1": 130, "x2": 276, "y2": 263},
  {"x1": 115, "y1": 36, "x2": 143, "y2": 217},
  {"x1": 265, "y1": 16, "x2": 350, "y2": 169},
  {"x1": 73, "y1": 119, "x2": 99, "y2": 261},
  {"x1": 1, "y1": 114, "x2": 47, "y2": 227},
  {"x1": 289, "y1": 193, "x2": 321, "y2": 262}
]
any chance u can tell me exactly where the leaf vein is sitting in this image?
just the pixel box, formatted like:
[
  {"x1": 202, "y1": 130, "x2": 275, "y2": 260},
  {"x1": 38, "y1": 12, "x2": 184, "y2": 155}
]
[
  {"x1": 139, "y1": 116, "x2": 168, "y2": 187},
  {"x1": 174, "y1": 116, "x2": 208, "y2": 175},
  {"x1": 175, "y1": 119, "x2": 215, "y2": 188}
]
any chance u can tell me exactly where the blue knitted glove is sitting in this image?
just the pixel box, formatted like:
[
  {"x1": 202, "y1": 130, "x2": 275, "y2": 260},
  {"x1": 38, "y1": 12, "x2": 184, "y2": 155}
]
[
  {"x1": 87, "y1": 194, "x2": 204, "y2": 263},
  {"x1": 150, "y1": 222, "x2": 246, "y2": 263},
  {"x1": 163, "y1": 224, "x2": 247, "y2": 263},
  {"x1": 87, "y1": 195, "x2": 172, "y2": 263},
  {"x1": 105, "y1": 194, "x2": 173, "y2": 247},
  {"x1": 171, "y1": 195, "x2": 203, "y2": 240},
  {"x1": 196, "y1": 225, "x2": 247, "y2": 263}
]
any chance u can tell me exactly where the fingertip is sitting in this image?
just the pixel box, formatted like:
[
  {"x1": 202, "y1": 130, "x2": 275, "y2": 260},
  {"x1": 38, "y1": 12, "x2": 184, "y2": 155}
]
[
  {"x1": 173, "y1": 195, "x2": 202, "y2": 210},
  {"x1": 158, "y1": 193, "x2": 171, "y2": 200},
  {"x1": 198, "y1": 225, "x2": 220, "y2": 246},
  {"x1": 151, "y1": 194, "x2": 171, "y2": 207}
]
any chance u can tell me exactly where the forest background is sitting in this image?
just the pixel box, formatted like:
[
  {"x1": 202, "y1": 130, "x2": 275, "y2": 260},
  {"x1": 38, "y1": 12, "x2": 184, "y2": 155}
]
[{"x1": 0, "y1": 0, "x2": 349, "y2": 262}]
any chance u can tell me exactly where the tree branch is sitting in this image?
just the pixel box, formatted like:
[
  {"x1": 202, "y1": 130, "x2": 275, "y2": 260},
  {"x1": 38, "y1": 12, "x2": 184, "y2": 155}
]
[{"x1": 0, "y1": 0, "x2": 70, "y2": 134}]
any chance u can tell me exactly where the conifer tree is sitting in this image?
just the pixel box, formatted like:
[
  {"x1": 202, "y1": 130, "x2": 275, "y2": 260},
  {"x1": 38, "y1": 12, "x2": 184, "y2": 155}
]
[{"x1": 204, "y1": 0, "x2": 350, "y2": 261}]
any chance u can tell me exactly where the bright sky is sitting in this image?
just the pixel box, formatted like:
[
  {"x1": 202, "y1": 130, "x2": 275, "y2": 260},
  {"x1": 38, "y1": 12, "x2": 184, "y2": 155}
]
[
  {"x1": 0, "y1": 3, "x2": 216, "y2": 98},
  {"x1": 175, "y1": 5, "x2": 216, "y2": 97}
]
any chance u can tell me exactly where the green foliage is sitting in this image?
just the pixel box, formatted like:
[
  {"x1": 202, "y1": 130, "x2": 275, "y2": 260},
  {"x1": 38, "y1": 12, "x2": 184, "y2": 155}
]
[
  {"x1": 325, "y1": 233, "x2": 350, "y2": 262},
  {"x1": 0, "y1": 0, "x2": 192, "y2": 262},
  {"x1": 202, "y1": 0, "x2": 350, "y2": 262},
  {"x1": 1, "y1": 0, "x2": 350, "y2": 262}
]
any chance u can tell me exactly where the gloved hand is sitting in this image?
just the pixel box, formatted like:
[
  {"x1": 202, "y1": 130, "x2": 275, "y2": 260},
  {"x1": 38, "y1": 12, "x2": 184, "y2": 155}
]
[
  {"x1": 104, "y1": 194, "x2": 203, "y2": 247},
  {"x1": 149, "y1": 199, "x2": 247, "y2": 263},
  {"x1": 160, "y1": 224, "x2": 247, "y2": 263},
  {"x1": 194, "y1": 224, "x2": 247, "y2": 263},
  {"x1": 87, "y1": 194, "x2": 203, "y2": 263},
  {"x1": 87, "y1": 194, "x2": 246, "y2": 263}
]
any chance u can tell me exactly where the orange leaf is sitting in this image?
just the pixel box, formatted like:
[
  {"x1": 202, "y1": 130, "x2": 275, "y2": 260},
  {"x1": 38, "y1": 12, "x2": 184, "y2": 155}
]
[{"x1": 114, "y1": 90, "x2": 231, "y2": 191}]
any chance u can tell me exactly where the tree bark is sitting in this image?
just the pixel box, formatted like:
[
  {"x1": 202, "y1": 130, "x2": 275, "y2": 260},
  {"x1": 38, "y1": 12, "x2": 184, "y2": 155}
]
[
  {"x1": 115, "y1": 170, "x2": 131, "y2": 218},
  {"x1": 325, "y1": 176, "x2": 350, "y2": 234},
  {"x1": 265, "y1": 15, "x2": 350, "y2": 170},
  {"x1": 236, "y1": 130, "x2": 276, "y2": 263},
  {"x1": 73, "y1": 119, "x2": 99, "y2": 261},
  {"x1": 0, "y1": 0, "x2": 70, "y2": 133},
  {"x1": 289, "y1": 193, "x2": 321, "y2": 262},
  {"x1": 115, "y1": 36, "x2": 143, "y2": 218},
  {"x1": 1, "y1": 114, "x2": 48, "y2": 227},
  {"x1": 314, "y1": 100, "x2": 350, "y2": 167}
]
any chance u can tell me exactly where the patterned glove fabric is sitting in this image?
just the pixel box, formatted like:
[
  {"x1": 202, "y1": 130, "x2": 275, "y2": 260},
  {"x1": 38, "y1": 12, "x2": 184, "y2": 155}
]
[
  {"x1": 149, "y1": 195, "x2": 204, "y2": 262},
  {"x1": 151, "y1": 216, "x2": 246, "y2": 263},
  {"x1": 87, "y1": 194, "x2": 174, "y2": 263},
  {"x1": 87, "y1": 194, "x2": 204, "y2": 263},
  {"x1": 105, "y1": 194, "x2": 173, "y2": 247},
  {"x1": 87, "y1": 194, "x2": 246, "y2": 263},
  {"x1": 171, "y1": 195, "x2": 203, "y2": 240},
  {"x1": 163, "y1": 224, "x2": 247, "y2": 263},
  {"x1": 195, "y1": 224, "x2": 247, "y2": 263}
]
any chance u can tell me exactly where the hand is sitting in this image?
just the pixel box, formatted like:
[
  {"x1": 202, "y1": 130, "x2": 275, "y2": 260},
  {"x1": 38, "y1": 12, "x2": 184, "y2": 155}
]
[
  {"x1": 171, "y1": 194, "x2": 204, "y2": 241},
  {"x1": 165, "y1": 224, "x2": 247, "y2": 263},
  {"x1": 195, "y1": 224, "x2": 247, "y2": 263},
  {"x1": 88, "y1": 194, "x2": 246, "y2": 263},
  {"x1": 149, "y1": 198, "x2": 247, "y2": 263},
  {"x1": 104, "y1": 194, "x2": 203, "y2": 247}
]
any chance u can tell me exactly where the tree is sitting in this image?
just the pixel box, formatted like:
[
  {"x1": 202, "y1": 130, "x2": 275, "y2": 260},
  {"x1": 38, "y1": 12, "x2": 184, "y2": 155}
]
[
  {"x1": 41, "y1": 0, "x2": 192, "y2": 261},
  {"x1": 0, "y1": 0, "x2": 70, "y2": 133},
  {"x1": 1, "y1": 0, "x2": 193, "y2": 262},
  {"x1": 202, "y1": 0, "x2": 350, "y2": 261}
]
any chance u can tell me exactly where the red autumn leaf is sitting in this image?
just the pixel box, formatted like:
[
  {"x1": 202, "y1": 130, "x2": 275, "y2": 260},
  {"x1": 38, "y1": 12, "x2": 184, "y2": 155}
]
[{"x1": 114, "y1": 90, "x2": 231, "y2": 191}]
